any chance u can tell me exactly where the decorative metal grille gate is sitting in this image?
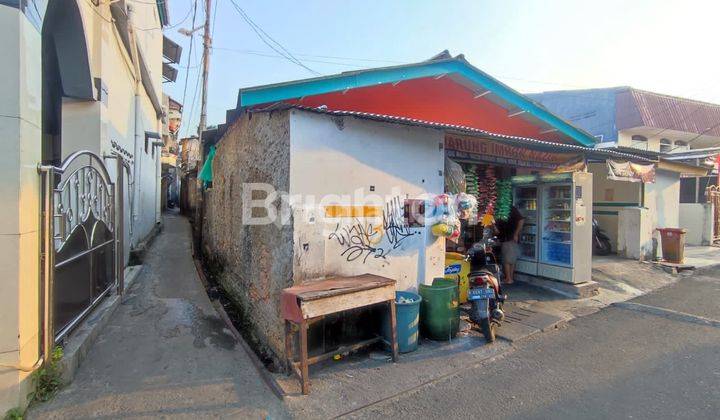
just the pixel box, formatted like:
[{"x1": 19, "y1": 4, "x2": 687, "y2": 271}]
[
  {"x1": 707, "y1": 185, "x2": 720, "y2": 243},
  {"x1": 39, "y1": 151, "x2": 121, "y2": 348}
]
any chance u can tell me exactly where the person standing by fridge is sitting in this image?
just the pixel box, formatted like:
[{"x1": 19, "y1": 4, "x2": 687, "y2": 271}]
[{"x1": 497, "y1": 206, "x2": 525, "y2": 285}]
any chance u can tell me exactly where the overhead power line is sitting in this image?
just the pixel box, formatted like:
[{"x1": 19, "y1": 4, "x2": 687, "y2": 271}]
[
  {"x1": 165, "y1": 1, "x2": 195, "y2": 29},
  {"x1": 226, "y1": 0, "x2": 320, "y2": 75},
  {"x1": 667, "y1": 119, "x2": 720, "y2": 152},
  {"x1": 212, "y1": 47, "x2": 373, "y2": 68},
  {"x1": 179, "y1": 0, "x2": 198, "y2": 113}
]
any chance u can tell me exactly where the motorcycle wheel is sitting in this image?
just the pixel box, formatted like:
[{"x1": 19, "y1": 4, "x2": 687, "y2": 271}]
[
  {"x1": 480, "y1": 318, "x2": 496, "y2": 342},
  {"x1": 594, "y1": 236, "x2": 612, "y2": 256}
]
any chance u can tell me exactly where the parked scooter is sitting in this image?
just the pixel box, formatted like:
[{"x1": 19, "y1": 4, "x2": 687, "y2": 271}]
[
  {"x1": 593, "y1": 218, "x2": 612, "y2": 255},
  {"x1": 466, "y1": 232, "x2": 505, "y2": 342}
]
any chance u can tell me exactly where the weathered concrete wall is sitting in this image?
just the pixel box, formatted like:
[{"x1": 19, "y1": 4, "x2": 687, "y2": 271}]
[
  {"x1": 679, "y1": 203, "x2": 714, "y2": 245},
  {"x1": 203, "y1": 110, "x2": 293, "y2": 363},
  {"x1": 644, "y1": 169, "x2": 680, "y2": 229},
  {"x1": 617, "y1": 207, "x2": 655, "y2": 260},
  {"x1": 288, "y1": 110, "x2": 445, "y2": 291}
]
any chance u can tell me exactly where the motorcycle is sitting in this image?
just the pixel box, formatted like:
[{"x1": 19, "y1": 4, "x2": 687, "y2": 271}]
[
  {"x1": 593, "y1": 218, "x2": 612, "y2": 255},
  {"x1": 466, "y1": 233, "x2": 505, "y2": 342}
]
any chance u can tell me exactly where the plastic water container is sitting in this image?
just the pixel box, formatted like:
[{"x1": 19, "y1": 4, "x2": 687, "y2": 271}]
[{"x1": 383, "y1": 291, "x2": 422, "y2": 353}]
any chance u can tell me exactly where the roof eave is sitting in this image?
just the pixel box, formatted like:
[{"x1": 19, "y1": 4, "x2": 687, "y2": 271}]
[
  {"x1": 237, "y1": 58, "x2": 597, "y2": 147},
  {"x1": 254, "y1": 105, "x2": 650, "y2": 162},
  {"x1": 658, "y1": 159, "x2": 710, "y2": 176}
]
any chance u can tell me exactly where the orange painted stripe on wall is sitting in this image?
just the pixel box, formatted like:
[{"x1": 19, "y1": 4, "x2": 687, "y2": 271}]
[{"x1": 324, "y1": 205, "x2": 383, "y2": 218}]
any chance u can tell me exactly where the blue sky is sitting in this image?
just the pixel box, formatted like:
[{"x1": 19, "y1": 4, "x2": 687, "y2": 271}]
[{"x1": 161, "y1": 0, "x2": 720, "y2": 139}]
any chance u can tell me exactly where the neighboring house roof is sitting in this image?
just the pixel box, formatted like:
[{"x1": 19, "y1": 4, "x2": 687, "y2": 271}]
[
  {"x1": 235, "y1": 51, "x2": 598, "y2": 147},
  {"x1": 591, "y1": 145, "x2": 707, "y2": 175},
  {"x1": 531, "y1": 86, "x2": 720, "y2": 140},
  {"x1": 246, "y1": 104, "x2": 652, "y2": 162},
  {"x1": 599, "y1": 145, "x2": 667, "y2": 160},
  {"x1": 616, "y1": 88, "x2": 720, "y2": 137},
  {"x1": 663, "y1": 146, "x2": 720, "y2": 161}
]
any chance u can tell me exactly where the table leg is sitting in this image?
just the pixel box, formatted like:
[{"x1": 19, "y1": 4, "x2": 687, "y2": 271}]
[
  {"x1": 299, "y1": 319, "x2": 310, "y2": 394},
  {"x1": 389, "y1": 300, "x2": 399, "y2": 362},
  {"x1": 284, "y1": 320, "x2": 293, "y2": 374}
]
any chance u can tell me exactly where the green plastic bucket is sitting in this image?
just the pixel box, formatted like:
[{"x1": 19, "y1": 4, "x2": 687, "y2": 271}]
[
  {"x1": 431, "y1": 278, "x2": 460, "y2": 336},
  {"x1": 419, "y1": 282, "x2": 459, "y2": 341}
]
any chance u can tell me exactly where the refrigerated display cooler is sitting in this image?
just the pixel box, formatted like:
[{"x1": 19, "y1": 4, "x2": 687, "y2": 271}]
[
  {"x1": 512, "y1": 180, "x2": 540, "y2": 276},
  {"x1": 511, "y1": 172, "x2": 592, "y2": 284}
]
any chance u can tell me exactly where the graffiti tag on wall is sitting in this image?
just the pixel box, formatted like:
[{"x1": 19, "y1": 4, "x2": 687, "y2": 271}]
[{"x1": 328, "y1": 197, "x2": 419, "y2": 264}]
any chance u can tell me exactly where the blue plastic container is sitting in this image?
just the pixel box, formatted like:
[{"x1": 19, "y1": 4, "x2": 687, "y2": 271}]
[{"x1": 383, "y1": 291, "x2": 422, "y2": 353}]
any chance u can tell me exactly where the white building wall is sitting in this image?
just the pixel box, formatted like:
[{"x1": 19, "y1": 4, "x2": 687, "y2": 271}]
[
  {"x1": 589, "y1": 162, "x2": 641, "y2": 251},
  {"x1": 644, "y1": 169, "x2": 680, "y2": 229},
  {"x1": 618, "y1": 129, "x2": 692, "y2": 152},
  {"x1": 60, "y1": 1, "x2": 163, "y2": 251},
  {"x1": 0, "y1": 4, "x2": 43, "y2": 413},
  {"x1": 288, "y1": 111, "x2": 445, "y2": 291},
  {"x1": 679, "y1": 203, "x2": 714, "y2": 246},
  {"x1": 617, "y1": 207, "x2": 655, "y2": 259},
  {"x1": 0, "y1": 1, "x2": 163, "y2": 412}
]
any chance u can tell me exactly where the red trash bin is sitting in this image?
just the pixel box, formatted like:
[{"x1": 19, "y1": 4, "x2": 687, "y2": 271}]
[{"x1": 656, "y1": 228, "x2": 687, "y2": 263}]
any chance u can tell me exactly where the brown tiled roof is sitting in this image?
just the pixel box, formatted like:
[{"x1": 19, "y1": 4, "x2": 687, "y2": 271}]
[{"x1": 616, "y1": 88, "x2": 720, "y2": 137}]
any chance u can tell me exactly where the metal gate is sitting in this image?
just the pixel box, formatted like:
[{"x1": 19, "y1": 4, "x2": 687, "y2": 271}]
[
  {"x1": 707, "y1": 185, "x2": 720, "y2": 243},
  {"x1": 39, "y1": 151, "x2": 123, "y2": 349}
]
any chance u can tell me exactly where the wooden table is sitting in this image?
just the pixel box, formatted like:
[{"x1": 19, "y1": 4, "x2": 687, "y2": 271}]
[{"x1": 281, "y1": 274, "x2": 399, "y2": 394}]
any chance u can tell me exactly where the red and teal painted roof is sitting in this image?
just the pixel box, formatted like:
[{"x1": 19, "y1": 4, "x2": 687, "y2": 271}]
[{"x1": 236, "y1": 51, "x2": 598, "y2": 147}]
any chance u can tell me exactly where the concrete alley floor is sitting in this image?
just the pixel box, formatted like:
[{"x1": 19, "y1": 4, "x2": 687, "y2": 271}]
[{"x1": 28, "y1": 212, "x2": 288, "y2": 419}]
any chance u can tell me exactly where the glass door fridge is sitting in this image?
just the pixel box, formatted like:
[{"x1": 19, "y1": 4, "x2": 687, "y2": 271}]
[
  {"x1": 540, "y1": 183, "x2": 573, "y2": 267},
  {"x1": 537, "y1": 172, "x2": 593, "y2": 284},
  {"x1": 512, "y1": 178, "x2": 539, "y2": 275}
]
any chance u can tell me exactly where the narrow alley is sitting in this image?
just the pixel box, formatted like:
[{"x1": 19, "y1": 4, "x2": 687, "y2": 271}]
[{"x1": 28, "y1": 213, "x2": 288, "y2": 419}]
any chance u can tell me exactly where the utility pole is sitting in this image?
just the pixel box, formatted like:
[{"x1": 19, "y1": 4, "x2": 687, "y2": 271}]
[
  {"x1": 194, "y1": 0, "x2": 212, "y2": 250},
  {"x1": 198, "y1": 0, "x2": 212, "y2": 141}
]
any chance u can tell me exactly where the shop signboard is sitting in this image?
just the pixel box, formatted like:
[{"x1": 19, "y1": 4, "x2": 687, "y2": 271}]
[{"x1": 444, "y1": 134, "x2": 583, "y2": 169}]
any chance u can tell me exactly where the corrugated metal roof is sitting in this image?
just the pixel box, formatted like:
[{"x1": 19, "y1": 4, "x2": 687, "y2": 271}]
[
  {"x1": 236, "y1": 52, "x2": 599, "y2": 147},
  {"x1": 250, "y1": 104, "x2": 653, "y2": 162},
  {"x1": 617, "y1": 88, "x2": 720, "y2": 137},
  {"x1": 663, "y1": 146, "x2": 720, "y2": 161}
]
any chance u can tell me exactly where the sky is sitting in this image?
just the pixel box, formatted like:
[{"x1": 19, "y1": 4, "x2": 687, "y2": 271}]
[{"x1": 160, "y1": 0, "x2": 720, "y2": 139}]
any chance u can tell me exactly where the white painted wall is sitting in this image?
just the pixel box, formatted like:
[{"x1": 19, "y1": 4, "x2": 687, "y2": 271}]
[
  {"x1": 618, "y1": 129, "x2": 692, "y2": 152},
  {"x1": 589, "y1": 163, "x2": 681, "y2": 257},
  {"x1": 589, "y1": 162, "x2": 641, "y2": 251},
  {"x1": 60, "y1": 1, "x2": 163, "y2": 252},
  {"x1": 679, "y1": 203, "x2": 714, "y2": 246},
  {"x1": 644, "y1": 169, "x2": 680, "y2": 229},
  {"x1": 0, "y1": 5, "x2": 43, "y2": 413},
  {"x1": 0, "y1": 2, "x2": 163, "y2": 412},
  {"x1": 617, "y1": 207, "x2": 655, "y2": 259},
  {"x1": 288, "y1": 110, "x2": 445, "y2": 291}
]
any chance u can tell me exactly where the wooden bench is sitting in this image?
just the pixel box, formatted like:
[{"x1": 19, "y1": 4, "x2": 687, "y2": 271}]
[{"x1": 281, "y1": 274, "x2": 399, "y2": 394}]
